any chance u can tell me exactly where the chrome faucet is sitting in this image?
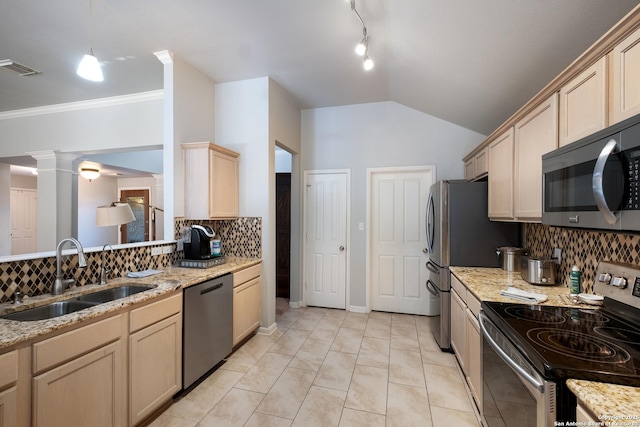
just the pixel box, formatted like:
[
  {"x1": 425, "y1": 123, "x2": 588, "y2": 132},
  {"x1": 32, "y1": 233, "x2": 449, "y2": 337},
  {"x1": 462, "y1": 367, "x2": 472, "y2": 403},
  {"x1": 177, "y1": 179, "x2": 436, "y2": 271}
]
[
  {"x1": 100, "y1": 244, "x2": 113, "y2": 285},
  {"x1": 53, "y1": 238, "x2": 87, "y2": 296}
]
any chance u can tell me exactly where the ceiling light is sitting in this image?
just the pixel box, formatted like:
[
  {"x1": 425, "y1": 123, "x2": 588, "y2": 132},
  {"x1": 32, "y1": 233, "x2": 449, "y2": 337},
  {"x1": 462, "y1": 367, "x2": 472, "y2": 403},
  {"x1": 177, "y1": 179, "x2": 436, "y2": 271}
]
[
  {"x1": 77, "y1": 49, "x2": 103, "y2": 82},
  {"x1": 363, "y1": 56, "x2": 374, "y2": 71},
  {"x1": 349, "y1": 0, "x2": 374, "y2": 71},
  {"x1": 80, "y1": 168, "x2": 100, "y2": 181},
  {"x1": 77, "y1": 0, "x2": 103, "y2": 82},
  {"x1": 355, "y1": 37, "x2": 367, "y2": 56}
]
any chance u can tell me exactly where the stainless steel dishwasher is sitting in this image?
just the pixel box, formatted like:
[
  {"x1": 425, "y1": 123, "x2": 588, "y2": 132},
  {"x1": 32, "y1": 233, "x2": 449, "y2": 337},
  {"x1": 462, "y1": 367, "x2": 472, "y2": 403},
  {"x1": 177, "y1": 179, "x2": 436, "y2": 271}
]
[{"x1": 182, "y1": 273, "x2": 233, "y2": 390}]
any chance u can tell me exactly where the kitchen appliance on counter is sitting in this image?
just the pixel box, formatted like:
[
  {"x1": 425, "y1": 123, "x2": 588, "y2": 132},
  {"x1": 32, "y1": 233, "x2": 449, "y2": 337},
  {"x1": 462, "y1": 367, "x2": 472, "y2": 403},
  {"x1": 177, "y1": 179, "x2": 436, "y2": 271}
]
[
  {"x1": 520, "y1": 256, "x2": 557, "y2": 285},
  {"x1": 542, "y1": 113, "x2": 640, "y2": 231},
  {"x1": 496, "y1": 246, "x2": 527, "y2": 272},
  {"x1": 184, "y1": 225, "x2": 217, "y2": 260},
  {"x1": 480, "y1": 260, "x2": 640, "y2": 426},
  {"x1": 182, "y1": 273, "x2": 233, "y2": 390},
  {"x1": 426, "y1": 180, "x2": 521, "y2": 351}
]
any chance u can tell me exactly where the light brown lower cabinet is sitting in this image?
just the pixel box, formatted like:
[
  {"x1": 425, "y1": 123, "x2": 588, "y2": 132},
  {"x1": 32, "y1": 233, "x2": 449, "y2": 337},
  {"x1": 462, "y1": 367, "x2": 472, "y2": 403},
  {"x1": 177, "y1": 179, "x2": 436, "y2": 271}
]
[
  {"x1": 465, "y1": 306, "x2": 482, "y2": 407},
  {"x1": 0, "y1": 350, "x2": 18, "y2": 427},
  {"x1": 232, "y1": 263, "x2": 262, "y2": 346}
]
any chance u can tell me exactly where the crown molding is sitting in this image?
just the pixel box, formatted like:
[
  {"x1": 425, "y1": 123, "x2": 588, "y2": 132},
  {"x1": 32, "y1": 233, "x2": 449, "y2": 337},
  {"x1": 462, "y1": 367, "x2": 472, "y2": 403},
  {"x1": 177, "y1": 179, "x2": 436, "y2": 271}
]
[{"x1": 0, "y1": 90, "x2": 164, "y2": 120}]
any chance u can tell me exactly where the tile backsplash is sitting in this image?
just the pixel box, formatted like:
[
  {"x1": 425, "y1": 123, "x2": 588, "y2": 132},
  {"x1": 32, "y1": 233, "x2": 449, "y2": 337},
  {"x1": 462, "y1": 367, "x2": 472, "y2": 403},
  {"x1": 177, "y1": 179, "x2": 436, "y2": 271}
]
[
  {"x1": 525, "y1": 223, "x2": 640, "y2": 293},
  {"x1": 0, "y1": 217, "x2": 262, "y2": 303}
]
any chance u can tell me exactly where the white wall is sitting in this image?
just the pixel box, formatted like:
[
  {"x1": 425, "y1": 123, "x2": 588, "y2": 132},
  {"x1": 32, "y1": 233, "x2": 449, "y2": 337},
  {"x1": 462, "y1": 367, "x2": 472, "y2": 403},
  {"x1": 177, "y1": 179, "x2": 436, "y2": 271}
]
[
  {"x1": 275, "y1": 148, "x2": 292, "y2": 173},
  {"x1": 301, "y1": 101, "x2": 486, "y2": 307},
  {"x1": 77, "y1": 176, "x2": 119, "y2": 247}
]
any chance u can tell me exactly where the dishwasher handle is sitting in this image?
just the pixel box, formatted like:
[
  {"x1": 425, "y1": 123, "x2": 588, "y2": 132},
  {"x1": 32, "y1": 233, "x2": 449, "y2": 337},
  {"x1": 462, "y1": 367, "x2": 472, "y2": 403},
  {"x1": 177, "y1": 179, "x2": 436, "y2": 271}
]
[{"x1": 200, "y1": 282, "x2": 224, "y2": 295}]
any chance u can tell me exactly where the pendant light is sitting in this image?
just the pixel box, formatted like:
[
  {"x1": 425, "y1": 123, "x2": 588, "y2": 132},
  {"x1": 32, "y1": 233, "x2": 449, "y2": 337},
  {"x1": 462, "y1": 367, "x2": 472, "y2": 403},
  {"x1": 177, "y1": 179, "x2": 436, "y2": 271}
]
[
  {"x1": 77, "y1": 0, "x2": 103, "y2": 82},
  {"x1": 349, "y1": 0, "x2": 374, "y2": 71}
]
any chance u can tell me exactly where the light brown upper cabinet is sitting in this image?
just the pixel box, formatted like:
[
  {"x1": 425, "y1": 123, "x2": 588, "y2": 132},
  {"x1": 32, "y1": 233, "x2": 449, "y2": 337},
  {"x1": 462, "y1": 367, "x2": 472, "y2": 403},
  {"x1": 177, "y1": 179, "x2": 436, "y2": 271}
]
[
  {"x1": 514, "y1": 93, "x2": 559, "y2": 221},
  {"x1": 488, "y1": 128, "x2": 515, "y2": 220},
  {"x1": 559, "y1": 56, "x2": 608, "y2": 147},
  {"x1": 183, "y1": 142, "x2": 240, "y2": 219},
  {"x1": 464, "y1": 147, "x2": 488, "y2": 181},
  {"x1": 611, "y1": 26, "x2": 640, "y2": 124}
]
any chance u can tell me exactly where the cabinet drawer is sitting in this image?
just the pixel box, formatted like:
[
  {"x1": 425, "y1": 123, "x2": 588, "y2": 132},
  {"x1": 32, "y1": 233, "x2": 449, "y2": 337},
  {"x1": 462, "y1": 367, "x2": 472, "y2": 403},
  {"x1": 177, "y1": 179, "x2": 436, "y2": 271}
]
[
  {"x1": 0, "y1": 350, "x2": 18, "y2": 389},
  {"x1": 33, "y1": 314, "x2": 123, "y2": 374},
  {"x1": 130, "y1": 293, "x2": 182, "y2": 333},
  {"x1": 233, "y1": 263, "x2": 262, "y2": 288},
  {"x1": 450, "y1": 274, "x2": 466, "y2": 302},
  {"x1": 467, "y1": 293, "x2": 482, "y2": 318}
]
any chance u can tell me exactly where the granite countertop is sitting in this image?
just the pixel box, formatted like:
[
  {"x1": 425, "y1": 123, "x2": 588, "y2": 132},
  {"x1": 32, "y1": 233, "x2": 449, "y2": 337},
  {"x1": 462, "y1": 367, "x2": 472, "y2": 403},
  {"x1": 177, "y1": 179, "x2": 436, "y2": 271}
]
[
  {"x1": 450, "y1": 266, "x2": 636, "y2": 423},
  {"x1": 0, "y1": 256, "x2": 261, "y2": 351}
]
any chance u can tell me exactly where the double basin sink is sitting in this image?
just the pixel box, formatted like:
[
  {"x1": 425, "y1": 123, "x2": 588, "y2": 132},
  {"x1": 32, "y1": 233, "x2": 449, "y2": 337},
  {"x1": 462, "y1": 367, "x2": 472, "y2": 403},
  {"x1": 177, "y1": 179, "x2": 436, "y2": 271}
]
[{"x1": 1, "y1": 285, "x2": 156, "y2": 322}]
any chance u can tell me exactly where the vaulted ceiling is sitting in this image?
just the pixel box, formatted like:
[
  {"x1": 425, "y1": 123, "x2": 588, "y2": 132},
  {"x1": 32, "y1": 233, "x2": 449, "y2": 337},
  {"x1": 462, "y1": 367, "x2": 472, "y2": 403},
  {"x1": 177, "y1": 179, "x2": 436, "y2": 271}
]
[{"x1": 1, "y1": 0, "x2": 638, "y2": 135}]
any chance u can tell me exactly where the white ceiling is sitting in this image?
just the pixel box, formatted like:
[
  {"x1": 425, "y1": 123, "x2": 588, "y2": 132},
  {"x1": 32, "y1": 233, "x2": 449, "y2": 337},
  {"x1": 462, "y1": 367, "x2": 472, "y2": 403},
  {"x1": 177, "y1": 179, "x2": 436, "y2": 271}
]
[{"x1": 1, "y1": 0, "x2": 639, "y2": 135}]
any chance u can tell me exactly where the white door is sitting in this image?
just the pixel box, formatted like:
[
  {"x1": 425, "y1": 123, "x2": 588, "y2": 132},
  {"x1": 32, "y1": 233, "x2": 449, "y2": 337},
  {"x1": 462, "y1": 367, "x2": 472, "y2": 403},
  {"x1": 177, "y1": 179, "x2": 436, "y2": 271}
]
[
  {"x1": 369, "y1": 167, "x2": 434, "y2": 315},
  {"x1": 10, "y1": 189, "x2": 37, "y2": 255},
  {"x1": 304, "y1": 172, "x2": 348, "y2": 309}
]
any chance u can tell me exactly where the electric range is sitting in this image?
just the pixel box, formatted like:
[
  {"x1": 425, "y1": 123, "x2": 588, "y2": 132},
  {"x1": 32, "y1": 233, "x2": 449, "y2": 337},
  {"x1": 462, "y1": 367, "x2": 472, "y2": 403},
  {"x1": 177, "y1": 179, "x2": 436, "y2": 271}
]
[{"x1": 480, "y1": 261, "x2": 640, "y2": 426}]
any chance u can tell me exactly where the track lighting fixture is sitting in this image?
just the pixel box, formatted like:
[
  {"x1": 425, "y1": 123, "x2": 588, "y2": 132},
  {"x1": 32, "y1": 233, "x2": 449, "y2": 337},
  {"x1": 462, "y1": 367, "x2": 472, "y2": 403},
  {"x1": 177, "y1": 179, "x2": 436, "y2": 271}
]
[{"x1": 349, "y1": 0, "x2": 374, "y2": 71}]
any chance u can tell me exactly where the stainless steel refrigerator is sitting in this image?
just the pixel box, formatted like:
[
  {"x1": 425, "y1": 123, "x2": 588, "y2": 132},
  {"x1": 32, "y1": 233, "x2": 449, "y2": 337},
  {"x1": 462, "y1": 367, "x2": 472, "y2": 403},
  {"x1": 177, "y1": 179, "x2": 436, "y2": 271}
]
[{"x1": 425, "y1": 180, "x2": 520, "y2": 351}]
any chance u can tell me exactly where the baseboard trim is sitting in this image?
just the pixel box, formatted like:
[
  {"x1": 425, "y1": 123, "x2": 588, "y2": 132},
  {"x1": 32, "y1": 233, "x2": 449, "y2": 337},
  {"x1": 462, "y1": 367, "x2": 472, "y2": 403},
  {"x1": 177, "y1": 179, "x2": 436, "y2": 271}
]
[
  {"x1": 289, "y1": 300, "x2": 305, "y2": 309},
  {"x1": 348, "y1": 305, "x2": 367, "y2": 313},
  {"x1": 257, "y1": 323, "x2": 278, "y2": 335}
]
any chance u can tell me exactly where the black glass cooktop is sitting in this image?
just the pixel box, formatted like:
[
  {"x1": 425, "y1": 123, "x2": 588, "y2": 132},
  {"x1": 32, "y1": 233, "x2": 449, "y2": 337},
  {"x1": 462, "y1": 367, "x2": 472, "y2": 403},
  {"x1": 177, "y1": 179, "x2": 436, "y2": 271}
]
[{"x1": 482, "y1": 300, "x2": 640, "y2": 387}]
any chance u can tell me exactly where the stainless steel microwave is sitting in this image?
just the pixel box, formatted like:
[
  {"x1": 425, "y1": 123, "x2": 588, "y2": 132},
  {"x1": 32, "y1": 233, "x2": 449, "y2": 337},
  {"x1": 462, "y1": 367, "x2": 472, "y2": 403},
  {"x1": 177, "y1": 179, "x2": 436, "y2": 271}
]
[{"x1": 542, "y1": 114, "x2": 640, "y2": 231}]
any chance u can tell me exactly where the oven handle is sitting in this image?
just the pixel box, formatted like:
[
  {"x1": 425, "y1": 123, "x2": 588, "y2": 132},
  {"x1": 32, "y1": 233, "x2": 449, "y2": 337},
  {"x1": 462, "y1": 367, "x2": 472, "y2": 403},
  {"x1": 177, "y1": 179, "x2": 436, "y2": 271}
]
[
  {"x1": 478, "y1": 313, "x2": 545, "y2": 393},
  {"x1": 592, "y1": 138, "x2": 619, "y2": 226}
]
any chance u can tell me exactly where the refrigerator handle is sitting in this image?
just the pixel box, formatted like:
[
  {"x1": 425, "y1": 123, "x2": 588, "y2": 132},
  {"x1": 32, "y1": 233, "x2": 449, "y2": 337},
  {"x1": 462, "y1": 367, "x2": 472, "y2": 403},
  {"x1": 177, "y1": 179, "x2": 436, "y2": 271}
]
[
  {"x1": 426, "y1": 261, "x2": 439, "y2": 274},
  {"x1": 425, "y1": 280, "x2": 439, "y2": 296},
  {"x1": 426, "y1": 192, "x2": 434, "y2": 253}
]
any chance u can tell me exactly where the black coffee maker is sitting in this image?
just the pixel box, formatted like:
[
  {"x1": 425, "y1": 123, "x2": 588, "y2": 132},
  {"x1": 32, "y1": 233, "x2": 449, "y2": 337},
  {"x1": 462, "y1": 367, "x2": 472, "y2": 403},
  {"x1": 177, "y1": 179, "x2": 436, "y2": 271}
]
[{"x1": 184, "y1": 225, "x2": 216, "y2": 260}]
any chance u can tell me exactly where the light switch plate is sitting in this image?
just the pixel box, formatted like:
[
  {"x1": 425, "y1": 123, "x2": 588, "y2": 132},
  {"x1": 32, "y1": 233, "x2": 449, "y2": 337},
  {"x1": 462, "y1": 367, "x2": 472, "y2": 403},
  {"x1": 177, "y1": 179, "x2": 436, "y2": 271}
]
[
  {"x1": 552, "y1": 248, "x2": 562, "y2": 265},
  {"x1": 151, "y1": 247, "x2": 162, "y2": 256},
  {"x1": 163, "y1": 246, "x2": 174, "y2": 254}
]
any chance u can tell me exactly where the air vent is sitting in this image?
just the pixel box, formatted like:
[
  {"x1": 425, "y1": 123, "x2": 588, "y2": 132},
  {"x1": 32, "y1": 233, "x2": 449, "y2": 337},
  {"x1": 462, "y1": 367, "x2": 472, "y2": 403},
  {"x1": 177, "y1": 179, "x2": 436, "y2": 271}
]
[{"x1": 0, "y1": 59, "x2": 41, "y2": 76}]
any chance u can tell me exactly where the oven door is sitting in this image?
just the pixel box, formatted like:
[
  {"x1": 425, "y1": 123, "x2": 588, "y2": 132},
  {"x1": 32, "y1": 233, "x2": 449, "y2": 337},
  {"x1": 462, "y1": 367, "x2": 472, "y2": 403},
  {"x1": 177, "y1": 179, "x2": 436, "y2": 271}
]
[{"x1": 479, "y1": 313, "x2": 556, "y2": 427}]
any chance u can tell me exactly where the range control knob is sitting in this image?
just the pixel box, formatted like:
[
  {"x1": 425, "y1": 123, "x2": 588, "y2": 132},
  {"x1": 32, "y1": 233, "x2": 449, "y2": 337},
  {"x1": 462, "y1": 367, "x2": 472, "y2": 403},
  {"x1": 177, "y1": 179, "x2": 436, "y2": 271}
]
[
  {"x1": 597, "y1": 273, "x2": 612, "y2": 284},
  {"x1": 611, "y1": 276, "x2": 628, "y2": 289}
]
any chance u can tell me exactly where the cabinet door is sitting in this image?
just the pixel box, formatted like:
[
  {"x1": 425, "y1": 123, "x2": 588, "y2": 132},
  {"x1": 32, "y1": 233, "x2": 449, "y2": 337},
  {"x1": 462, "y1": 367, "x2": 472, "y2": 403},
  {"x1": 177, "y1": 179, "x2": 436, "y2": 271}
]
[
  {"x1": 233, "y1": 277, "x2": 262, "y2": 346},
  {"x1": 450, "y1": 289, "x2": 467, "y2": 374},
  {"x1": 33, "y1": 341, "x2": 124, "y2": 427},
  {"x1": 0, "y1": 387, "x2": 17, "y2": 427},
  {"x1": 209, "y1": 149, "x2": 239, "y2": 218},
  {"x1": 559, "y1": 57, "x2": 608, "y2": 147},
  {"x1": 488, "y1": 128, "x2": 515, "y2": 219},
  {"x1": 475, "y1": 148, "x2": 488, "y2": 178},
  {"x1": 130, "y1": 313, "x2": 182, "y2": 426},
  {"x1": 514, "y1": 93, "x2": 558, "y2": 220},
  {"x1": 465, "y1": 308, "x2": 482, "y2": 409},
  {"x1": 464, "y1": 159, "x2": 474, "y2": 181},
  {"x1": 611, "y1": 26, "x2": 640, "y2": 124}
]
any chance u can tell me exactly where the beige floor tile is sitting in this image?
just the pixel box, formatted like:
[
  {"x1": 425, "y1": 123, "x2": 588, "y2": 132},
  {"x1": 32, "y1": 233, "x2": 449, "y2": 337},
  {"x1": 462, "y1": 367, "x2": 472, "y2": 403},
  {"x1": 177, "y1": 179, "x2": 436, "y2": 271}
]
[
  {"x1": 386, "y1": 382, "x2": 432, "y2": 427},
  {"x1": 198, "y1": 388, "x2": 265, "y2": 427},
  {"x1": 244, "y1": 412, "x2": 293, "y2": 427},
  {"x1": 430, "y1": 406, "x2": 480, "y2": 427},
  {"x1": 235, "y1": 352, "x2": 293, "y2": 393},
  {"x1": 369, "y1": 311, "x2": 392, "y2": 322},
  {"x1": 339, "y1": 408, "x2": 386, "y2": 427},
  {"x1": 324, "y1": 309, "x2": 348, "y2": 320},
  {"x1": 391, "y1": 313, "x2": 417, "y2": 327},
  {"x1": 256, "y1": 367, "x2": 317, "y2": 419},
  {"x1": 418, "y1": 333, "x2": 441, "y2": 353},
  {"x1": 288, "y1": 338, "x2": 332, "y2": 371},
  {"x1": 341, "y1": 312, "x2": 369, "y2": 330},
  {"x1": 290, "y1": 313, "x2": 323, "y2": 331},
  {"x1": 314, "y1": 351, "x2": 357, "y2": 391},
  {"x1": 292, "y1": 385, "x2": 347, "y2": 427},
  {"x1": 421, "y1": 346, "x2": 457, "y2": 367},
  {"x1": 389, "y1": 348, "x2": 425, "y2": 387},
  {"x1": 423, "y1": 363, "x2": 474, "y2": 413},
  {"x1": 269, "y1": 328, "x2": 311, "y2": 356},
  {"x1": 221, "y1": 348, "x2": 260, "y2": 373},
  {"x1": 148, "y1": 412, "x2": 198, "y2": 427},
  {"x1": 330, "y1": 327, "x2": 364, "y2": 354},
  {"x1": 305, "y1": 307, "x2": 330, "y2": 316},
  {"x1": 308, "y1": 317, "x2": 343, "y2": 341},
  {"x1": 163, "y1": 369, "x2": 244, "y2": 421},
  {"x1": 344, "y1": 364, "x2": 388, "y2": 415},
  {"x1": 390, "y1": 325, "x2": 420, "y2": 352},
  {"x1": 356, "y1": 336, "x2": 390, "y2": 368},
  {"x1": 364, "y1": 318, "x2": 391, "y2": 339}
]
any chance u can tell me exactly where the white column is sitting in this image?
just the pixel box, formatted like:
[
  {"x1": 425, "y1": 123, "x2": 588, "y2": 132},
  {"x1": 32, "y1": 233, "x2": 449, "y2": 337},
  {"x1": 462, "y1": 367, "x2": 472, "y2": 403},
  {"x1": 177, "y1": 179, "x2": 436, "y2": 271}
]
[
  {"x1": 152, "y1": 173, "x2": 164, "y2": 240},
  {"x1": 0, "y1": 163, "x2": 10, "y2": 256},
  {"x1": 28, "y1": 150, "x2": 79, "y2": 251}
]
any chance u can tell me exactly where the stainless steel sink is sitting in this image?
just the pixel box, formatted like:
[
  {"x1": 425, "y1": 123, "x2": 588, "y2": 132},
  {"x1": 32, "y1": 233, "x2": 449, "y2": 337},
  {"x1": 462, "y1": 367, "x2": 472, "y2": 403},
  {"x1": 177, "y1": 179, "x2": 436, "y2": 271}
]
[
  {"x1": 1, "y1": 284, "x2": 157, "y2": 321},
  {"x1": 73, "y1": 285, "x2": 156, "y2": 304},
  {"x1": 1, "y1": 300, "x2": 97, "y2": 322}
]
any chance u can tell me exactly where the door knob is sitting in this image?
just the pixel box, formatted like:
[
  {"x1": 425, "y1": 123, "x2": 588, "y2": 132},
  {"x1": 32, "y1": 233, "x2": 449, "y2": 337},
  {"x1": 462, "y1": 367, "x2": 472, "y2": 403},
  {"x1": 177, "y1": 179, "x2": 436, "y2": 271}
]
[{"x1": 339, "y1": 246, "x2": 345, "y2": 251}]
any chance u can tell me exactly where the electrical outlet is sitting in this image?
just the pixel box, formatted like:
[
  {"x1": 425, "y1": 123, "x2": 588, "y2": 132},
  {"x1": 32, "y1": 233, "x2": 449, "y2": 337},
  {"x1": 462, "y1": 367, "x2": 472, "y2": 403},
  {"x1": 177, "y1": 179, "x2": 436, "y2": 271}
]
[
  {"x1": 151, "y1": 247, "x2": 162, "y2": 256},
  {"x1": 177, "y1": 239, "x2": 184, "y2": 251},
  {"x1": 553, "y1": 248, "x2": 562, "y2": 265},
  {"x1": 163, "y1": 246, "x2": 174, "y2": 254}
]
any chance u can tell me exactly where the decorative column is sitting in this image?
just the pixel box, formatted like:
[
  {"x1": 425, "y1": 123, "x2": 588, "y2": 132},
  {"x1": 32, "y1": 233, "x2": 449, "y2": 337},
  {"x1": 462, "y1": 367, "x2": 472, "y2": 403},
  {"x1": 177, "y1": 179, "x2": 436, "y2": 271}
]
[
  {"x1": 28, "y1": 150, "x2": 79, "y2": 251},
  {"x1": 0, "y1": 163, "x2": 10, "y2": 256}
]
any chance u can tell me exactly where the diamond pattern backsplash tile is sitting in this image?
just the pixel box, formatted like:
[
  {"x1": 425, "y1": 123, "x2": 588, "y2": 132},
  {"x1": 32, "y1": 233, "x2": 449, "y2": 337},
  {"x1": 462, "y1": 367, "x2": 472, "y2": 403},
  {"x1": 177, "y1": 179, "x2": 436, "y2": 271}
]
[
  {"x1": 525, "y1": 223, "x2": 640, "y2": 294},
  {"x1": 0, "y1": 217, "x2": 262, "y2": 304}
]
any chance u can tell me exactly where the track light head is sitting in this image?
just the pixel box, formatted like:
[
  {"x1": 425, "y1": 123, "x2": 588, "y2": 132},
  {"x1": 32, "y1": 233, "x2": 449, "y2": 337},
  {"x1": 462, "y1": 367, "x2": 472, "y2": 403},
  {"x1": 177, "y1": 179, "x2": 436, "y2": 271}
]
[{"x1": 363, "y1": 56, "x2": 374, "y2": 71}]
